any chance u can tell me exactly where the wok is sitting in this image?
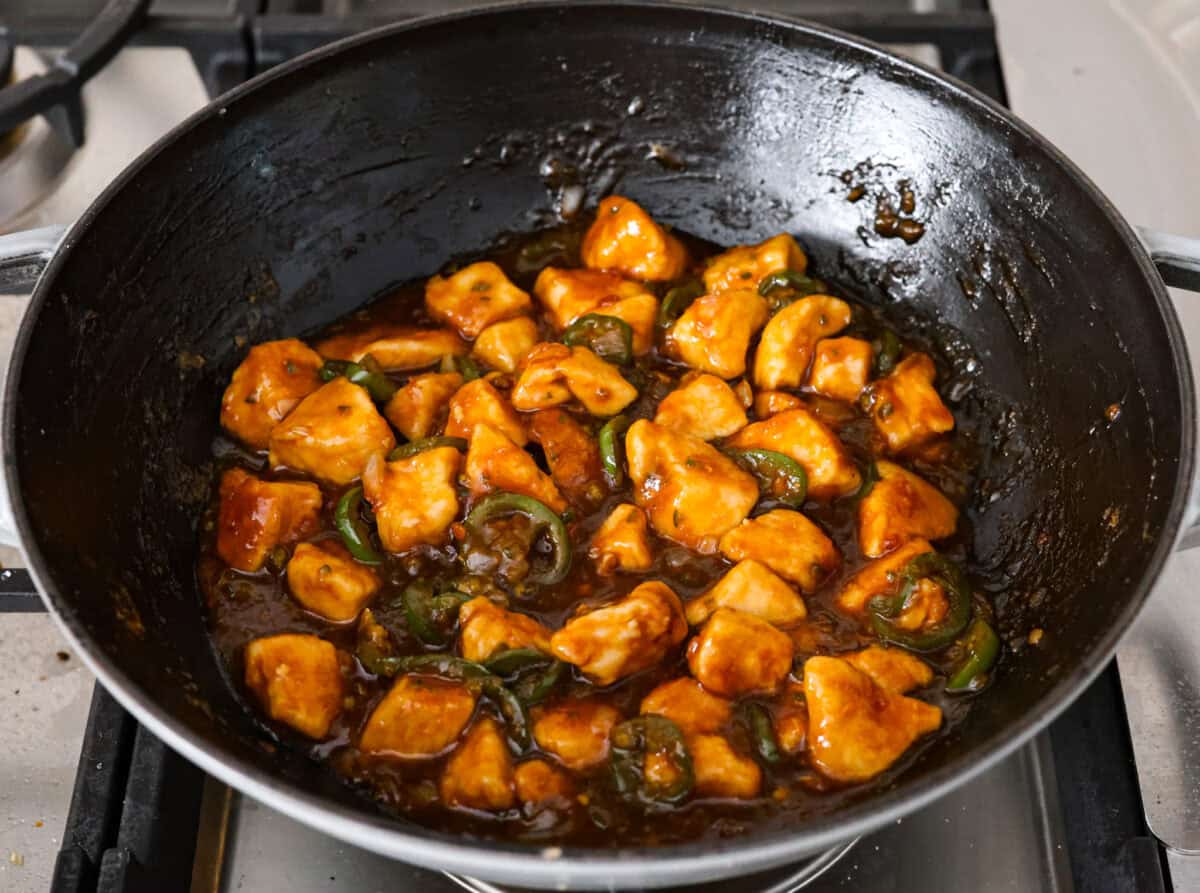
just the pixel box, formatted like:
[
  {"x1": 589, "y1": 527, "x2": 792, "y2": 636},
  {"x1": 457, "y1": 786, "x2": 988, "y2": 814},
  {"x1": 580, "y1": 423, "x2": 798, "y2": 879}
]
[{"x1": 1, "y1": 4, "x2": 1198, "y2": 888}]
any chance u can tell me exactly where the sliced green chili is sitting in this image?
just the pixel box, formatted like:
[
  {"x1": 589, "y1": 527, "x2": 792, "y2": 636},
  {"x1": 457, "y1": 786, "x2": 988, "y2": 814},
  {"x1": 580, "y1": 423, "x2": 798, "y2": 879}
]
[
  {"x1": 318, "y1": 360, "x2": 348, "y2": 382},
  {"x1": 742, "y1": 703, "x2": 782, "y2": 766},
  {"x1": 868, "y1": 552, "x2": 973, "y2": 652},
  {"x1": 334, "y1": 486, "x2": 382, "y2": 566},
  {"x1": 946, "y1": 618, "x2": 1000, "y2": 692},
  {"x1": 465, "y1": 492, "x2": 572, "y2": 585},
  {"x1": 512, "y1": 660, "x2": 566, "y2": 706},
  {"x1": 484, "y1": 647, "x2": 552, "y2": 676},
  {"x1": 757, "y1": 269, "x2": 824, "y2": 298},
  {"x1": 355, "y1": 638, "x2": 396, "y2": 677},
  {"x1": 320, "y1": 354, "x2": 397, "y2": 402},
  {"x1": 562, "y1": 314, "x2": 634, "y2": 365},
  {"x1": 440, "y1": 353, "x2": 481, "y2": 381},
  {"x1": 854, "y1": 461, "x2": 880, "y2": 501},
  {"x1": 474, "y1": 678, "x2": 531, "y2": 748},
  {"x1": 610, "y1": 716, "x2": 694, "y2": 807},
  {"x1": 875, "y1": 330, "x2": 902, "y2": 375},
  {"x1": 658, "y1": 280, "x2": 704, "y2": 327},
  {"x1": 598, "y1": 414, "x2": 631, "y2": 487},
  {"x1": 401, "y1": 583, "x2": 471, "y2": 645},
  {"x1": 388, "y1": 436, "x2": 468, "y2": 461},
  {"x1": 725, "y1": 448, "x2": 808, "y2": 507}
]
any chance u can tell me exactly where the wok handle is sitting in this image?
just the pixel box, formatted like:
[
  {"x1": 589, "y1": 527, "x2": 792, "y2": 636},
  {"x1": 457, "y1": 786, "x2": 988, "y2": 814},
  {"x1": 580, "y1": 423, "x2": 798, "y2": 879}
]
[{"x1": 0, "y1": 225, "x2": 67, "y2": 293}]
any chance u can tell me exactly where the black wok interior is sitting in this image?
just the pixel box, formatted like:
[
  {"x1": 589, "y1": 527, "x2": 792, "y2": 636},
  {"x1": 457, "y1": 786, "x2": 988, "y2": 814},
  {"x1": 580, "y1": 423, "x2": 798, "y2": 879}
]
[{"x1": 8, "y1": 3, "x2": 1189, "y2": 860}]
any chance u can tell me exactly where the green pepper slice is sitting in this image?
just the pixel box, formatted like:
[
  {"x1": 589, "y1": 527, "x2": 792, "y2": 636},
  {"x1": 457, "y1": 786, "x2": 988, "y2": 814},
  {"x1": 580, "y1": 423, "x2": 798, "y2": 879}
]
[
  {"x1": 512, "y1": 660, "x2": 566, "y2": 706},
  {"x1": 320, "y1": 355, "x2": 397, "y2": 402},
  {"x1": 465, "y1": 492, "x2": 572, "y2": 585},
  {"x1": 868, "y1": 553, "x2": 973, "y2": 652},
  {"x1": 741, "y1": 703, "x2": 782, "y2": 766},
  {"x1": 757, "y1": 269, "x2": 824, "y2": 298},
  {"x1": 440, "y1": 353, "x2": 481, "y2": 381},
  {"x1": 484, "y1": 647, "x2": 552, "y2": 676},
  {"x1": 401, "y1": 584, "x2": 471, "y2": 645},
  {"x1": 946, "y1": 618, "x2": 1000, "y2": 692},
  {"x1": 610, "y1": 716, "x2": 694, "y2": 807},
  {"x1": 658, "y1": 280, "x2": 704, "y2": 328},
  {"x1": 875, "y1": 330, "x2": 902, "y2": 375},
  {"x1": 854, "y1": 461, "x2": 880, "y2": 501},
  {"x1": 334, "y1": 486, "x2": 383, "y2": 566},
  {"x1": 562, "y1": 314, "x2": 634, "y2": 365},
  {"x1": 725, "y1": 448, "x2": 808, "y2": 507},
  {"x1": 598, "y1": 414, "x2": 631, "y2": 487},
  {"x1": 388, "y1": 436, "x2": 468, "y2": 461}
]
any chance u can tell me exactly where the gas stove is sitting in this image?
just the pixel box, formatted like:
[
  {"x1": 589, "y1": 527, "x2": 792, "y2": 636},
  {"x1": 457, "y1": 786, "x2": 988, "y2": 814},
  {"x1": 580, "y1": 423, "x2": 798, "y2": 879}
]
[{"x1": 0, "y1": 2, "x2": 1196, "y2": 891}]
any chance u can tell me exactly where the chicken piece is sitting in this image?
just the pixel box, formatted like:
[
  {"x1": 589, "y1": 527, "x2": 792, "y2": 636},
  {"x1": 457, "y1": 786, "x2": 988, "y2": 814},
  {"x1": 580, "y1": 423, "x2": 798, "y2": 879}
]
[
  {"x1": 514, "y1": 759, "x2": 575, "y2": 805},
  {"x1": 891, "y1": 577, "x2": 950, "y2": 631},
  {"x1": 217, "y1": 468, "x2": 322, "y2": 572},
  {"x1": 533, "y1": 267, "x2": 658, "y2": 355},
  {"x1": 653, "y1": 374, "x2": 749, "y2": 441},
  {"x1": 549, "y1": 581, "x2": 688, "y2": 685},
  {"x1": 753, "y1": 390, "x2": 804, "y2": 418},
  {"x1": 473, "y1": 317, "x2": 540, "y2": 374},
  {"x1": 580, "y1": 195, "x2": 688, "y2": 282},
  {"x1": 809, "y1": 337, "x2": 873, "y2": 403},
  {"x1": 220, "y1": 339, "x2": 324, "y2": 449},
  {"x1": 444, "y1": 378, "x2": 528, "y2": 445},
  {"x1": 625, "y1": 419, "x2": 758, "y2": 553},
  {"x1": 687, "y1": 609, "x2": 793, "y2": 697},
  {"x1": 802, "y1": 655, "x2": 942, "y2": 783},
  {"x1": 690, "y1": 733, "x2": 762, "y2": 799},
  {"x1": 666, "y1": 290, "x2": 769, "y2": 379},
  {"x1": 359, "y1": 675, "x2": 477, "y2": 757},
  {"x1": 725, "y1": 407, "x2": 861, "y2": 500},
  {"x1": 702, "y1": 233, "x2": 808, "y2": 295},
  {"x1": 718, "y1": 509, "x2": 839, "y2": 592},
  {"x1": 589, "y1": 503, "x2": 654, "y2": 574},
  {"x1": 440, "y1": 717, "x2": 516, "y2": 811},
  {"x1": 528, "y1": 409, "x2": 606, "y2": 509},
  {"x1": 752, "y1": 296, "x2": 851, "y2": 390},
  {"x1": 362, "y1": 447, "x2": 461, "y2": 553},
  {"x1": 772, "y1": 682, "x2": 808, "y2": 754},
  {"x1": 243, "y1": 634, "x2": 343, "y2": 738},
  {"x1": 835, "y1": 538, "x2": 934, "y2": 616},
  {"x1": 532, "y1": 699, "x2": 623, "y2": 770},
  {"x1": 285, "y1": 540, "x2": 381, "y2": 622},
  {"x1": 268, "y1": 378, "x2": 396, "y2": 485},
  {"x1": 844, "y1": 646, "x2": 933, "y2": 694},
  {"x1": 425, "y1": 261, "x2": 532, "y2": 339},
  {"x1": 458, "y1": 596, "x2": 552, "y2": 663},
  {"x1": 685, "y1": 560, "x2": 807, "y2": 628},
  {"x1": 511, "y1": 343, "x2": 638, "y2": 417},
  {"x1": 383, "y1": 372, "x2": 461, "y2": 441},
  {"x1": 640, "y1": 677, "x2": 732, "y2": 735},
  {"x1": 868, "y1": 353, "x2": 955, "y2": 453},
  {"x1": 316, "y1": 323, "x2": 468, "y2": 370},
  {"x1": 859, "y1": 460, "x2": 959, "y2": 558},
  {"x1": 464, "y1": 422, "x2": 567, "y2": 513}
]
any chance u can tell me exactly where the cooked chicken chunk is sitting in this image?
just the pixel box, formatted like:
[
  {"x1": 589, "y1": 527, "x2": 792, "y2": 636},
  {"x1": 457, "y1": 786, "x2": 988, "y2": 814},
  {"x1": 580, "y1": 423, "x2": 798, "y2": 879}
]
[
  {"x1": 686, "y1": 609, "x2": 794, "y2": 697},
  {"x1": 718, "y1": 509, "x2": 840, "y2": 592},
  {"x1": 580, "y1": 195, "x2": 688, "y2": 282},
  {"x1": 362, "y1": 447, "x2": 461, "y2": 553},
  {"x1": 753, "y1": 390, "x2": 804, "y2": 418},
  {"x1": 425, "y1": 261, "x2": 532, "y2": 339},
  {"x1": 514, "y1": 759, "x2": 575, "y2": 805},
  {"x1": 702, "y1": 233, "x2": 807, "y2": 295},
  {"x1": 316, "y1": 324, "x2": 467, "y2": 371},
  {"x1": 533, "y1": 267, "x2": 658, "y2": 355},
  {"x1": 384, "y1": 371, "x2": 462, "y2": 441},
  {"x1": 359, "y1": 675, "x2": 477, "y2": 757},
  {"x1": 690, "y1": 733, "x2": 762, "y2": 799},
  {"x1": 653, "y1": 374, "x2": 749, "y2": 441},
  {"x1": 640, "y1": 677, "x2": 732, "y2": 735},
  {"x1": 549, "y1": 581, "x2": 688, "y2": 685},
  {"x1": 858, "y1": 460, "x2": 959, "y2": 558},
  {"x1": 444, "y1": 378, "x2": 528, "y2": 445},
  {"x1": 725, "y1": 407, "x2": 861, "y2": 500},
  {"x1": 890, "y1": 577, "x2": 950, "y2": 632},
  {"x1": 440, "y1": 717, "x2": 516, "y2": 811},
  {"x1": 666, "y1": 290, "x2": 769, "y2": 379},
  {"x1": 802, "y1": 655, "x2": 941, "y2": 783},
  {"x1": 511, "y1": 342, "x2": 638, "y2": 417},
  {"x1": 529, "y1": 409, "x2": 606, "y2": 509},
  {"x1": 589, "y1": 503, "x2": 654, "y2": 574},
  {"x1": 868, "y1": 353, "x2": 955, "y2": 453},
  {"x1": 625, "y1": 419, "x2": 758, "y2": 552},
  {"x1": 472, "y1": 316, "x2": 539, "y2": 374},
  {"x1": 752, "y1": 296, "x2": 851, "y2": 390},
  {"x1": 772, "y1": 682, "x2": 808, "y2": 754},
  {"x1": 243, "y1": 634, "x2": 343, "y2": 738},
  {"x1": 464, "y1": 422, "x2": 567, "y2": 512},
  {"x1": 835, "y1": 538, "x2": 934, "y2": 616},
  {"x1": 532, "y1": 700, "x2": 623, "y2": 770},
  {"x1": 285, "y1": 540, "x2": 381, "y2": 622},
  {"x1": 685, "y1": 560, "x2": 807, "y2": 628},
  {"x1": 458, "y1": 596, "x2": 552, "y2": 663},
  {"x1": 217, "y1": 468, "x2": 322, "y2": 572},
  {"x1": 809, "y1": 337, "x2": 873, "y2": 403},
  {"x1": 220, "y1": 339, "x2": 324, "y2": 449},
  {"x1": 844, "y1": 646, "x2": 933, "y2": 694},
  {"x1": 268, "y1": 377, "x2": 396, "y2": 484}
]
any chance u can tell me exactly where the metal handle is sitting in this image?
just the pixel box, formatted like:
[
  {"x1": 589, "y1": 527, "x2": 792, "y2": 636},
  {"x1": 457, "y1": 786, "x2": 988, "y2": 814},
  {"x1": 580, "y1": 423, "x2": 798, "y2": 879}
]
[{"x1": 0, "y1": 224, "x2": 66, "y2": 293}]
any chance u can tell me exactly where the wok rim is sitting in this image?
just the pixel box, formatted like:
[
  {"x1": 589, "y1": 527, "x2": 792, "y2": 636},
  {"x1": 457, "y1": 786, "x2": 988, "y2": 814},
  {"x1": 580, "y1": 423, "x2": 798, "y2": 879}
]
[{"x1": 6, "y1": 2, "x2": 1194, "y2": 886}]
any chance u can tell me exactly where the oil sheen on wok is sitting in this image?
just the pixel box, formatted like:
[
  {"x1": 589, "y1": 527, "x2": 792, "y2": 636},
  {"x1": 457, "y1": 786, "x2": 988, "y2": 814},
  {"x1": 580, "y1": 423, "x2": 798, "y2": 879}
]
[{"x1": 199, "y1": 195, "x2": 997, "y2": 846}]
